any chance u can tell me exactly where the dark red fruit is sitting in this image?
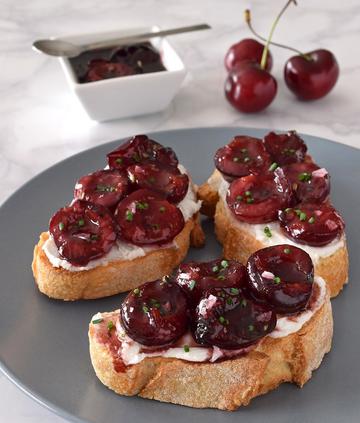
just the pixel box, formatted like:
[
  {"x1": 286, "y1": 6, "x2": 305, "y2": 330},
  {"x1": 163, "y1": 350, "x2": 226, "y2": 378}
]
[
  {"x1": 263, "y1": 131, "x2": 307, "y2": 166},
  {"x1": 214, "y1": 135, "x2": 272, "y2": 182},
  {"x1": 74, "y1": 169, "x2": 130, "y2": 210},
  {"x1": 107, "y1": 135, "x2": 178, "y2": 171},
  {"x1": 49, "y1": 200, "x2": 117, "y2": 266},
  {"x1": 120, "y1": 279, "x2": 188, "y2": 346},
  {"x1": 278, "y1": 203, "x2": 345, "y2": 247},
  {"x1": 112, "y1": 42, "x2": 165, "y2": 73},
  {"x1": 84, "y1": 59, "x2": 135, "y2": 82},
  {"x1": 115, "y1": 189, "x2": 184, "y2": 246},
  {"x1": 225, "y1": 61, "x2": 277, "y2": 113},
  {"x1": 247, "y1": 245, "x2": 314, "y2": 314},
  {"x1": 193, "y1": 287, "x2": 276, "y2": 349},
  {"x1": 224, "y1": 38, "x2": 272, "y2": 72},
  {"x1": 127, "y1": 163, "x2": 189, "y2": 204},
  {"x1": 283, "y1": 162, "x2": 330, "y2": 204},
  {"x1": 226, "y1": 168, "x2": 293, "y2": 224},
  {"x1": 284, "y1": 49, "x2": 339, "y2": 101},
  {"x1": 173, "y1": 259, "x2": 248, "y2": 306}
]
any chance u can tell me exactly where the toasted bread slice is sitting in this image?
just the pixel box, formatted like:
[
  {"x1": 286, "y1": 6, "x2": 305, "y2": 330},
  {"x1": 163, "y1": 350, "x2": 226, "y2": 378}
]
[
  {"x1": 215, "y1": 199, "x2": 348, "y2": 297},
  {"x1": 198, "y1": 171, "x2": 349, "y2": 297},
  {"x1": 88, "y1": 287, "x2": 332, "y2": 410},
  {"x1": 32, "y1": 214, "x2": 205, "y2": 301}
]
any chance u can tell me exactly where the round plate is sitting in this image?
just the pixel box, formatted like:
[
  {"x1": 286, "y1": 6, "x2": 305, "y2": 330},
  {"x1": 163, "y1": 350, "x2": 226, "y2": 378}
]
[{"x1": 0, "y1": 127, "x2": 359, "y2": 423}]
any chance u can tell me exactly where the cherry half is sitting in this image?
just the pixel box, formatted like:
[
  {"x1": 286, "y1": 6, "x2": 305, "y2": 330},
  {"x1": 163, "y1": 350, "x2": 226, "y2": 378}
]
[
  {"x1": 247, "y1": 244, "x2": 314, "y2": 314},
  {"x1": 284, "y1": 49, "x2": 339, "y2": 100},
  {"x1": 224, "y1": 38, "x2": 272, "y2": 72},
  {"x1": 120, "y1": 279, "x2": 189, "y2": 346}
]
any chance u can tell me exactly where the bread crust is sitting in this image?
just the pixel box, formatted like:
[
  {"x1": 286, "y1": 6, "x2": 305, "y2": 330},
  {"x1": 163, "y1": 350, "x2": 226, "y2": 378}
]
[
  {"x1": 32, "y1": 214, "x2": 204, "y2": 301},
  {"x1": 215, "y1": 199, "x2": 349, "y2": 298},
  {"x1": 88, "y1": 291, "x2": 332, "y2": 410}
]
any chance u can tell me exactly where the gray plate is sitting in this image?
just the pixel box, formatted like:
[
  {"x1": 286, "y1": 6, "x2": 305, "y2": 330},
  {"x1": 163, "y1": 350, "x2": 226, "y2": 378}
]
[{"x1": 0, "y1": 127, "x2": 359, "y2": 423}]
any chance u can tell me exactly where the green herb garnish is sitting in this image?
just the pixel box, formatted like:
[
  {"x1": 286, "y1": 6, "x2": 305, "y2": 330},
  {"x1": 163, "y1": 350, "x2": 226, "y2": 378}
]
[
  {"x1": 248, "y1": 324, "x2": 254, "y2": 332},
  {"x1": 298, "y1": 172, "x2": 312, "y2": 182},
  {"x1": 230, "y1": 287, "x2": 239, "y2": 295},
  {"x1": 221, "y1": 260, "x2": 228, "y2": 268},
  {"x1": 133, "y1": 288, "x2": 140, "y2": 295},
  {"x1": 274, "y1": 276, "x2": 281, "y2": 284},
  {"x1": 142, "y1": 305, "x2": 149, "y2": 313},
  {"x1": 284, "y1": 248, "x2": 291, "y2": 254},
  {"x1": 107, "y1": 321, "x2": 115, "y2": 331},
  {"x1": 269, "y1": 162, "x2": 278, "y2": 172},
  {"x1": 126, "y1": 210, "x2": 134, "y2": 221},
  {"x1": 264, "y1": 226, "x2": 272, "y2": 238},
  {"x1": 78, "y1": 219, "x2": 85, "y2": 227},
  {"x1": 92, "y1": 318, "x2": 103, "y2": 324},
  {"x1": 183, "y1": 345, "x2": 190, "y2": 353},
  {"x1": 59, "y1": 222, "x2": 65, "y2": 231},
  {"x1": 299, "y1": 212, "x2": 307, "y2": 221},
  {"x1": 189, "y1": 280, "x2": 196, "y2": 291},
  {"x1": 308, "y1": 216, "x2": 315, "y2": 224}
]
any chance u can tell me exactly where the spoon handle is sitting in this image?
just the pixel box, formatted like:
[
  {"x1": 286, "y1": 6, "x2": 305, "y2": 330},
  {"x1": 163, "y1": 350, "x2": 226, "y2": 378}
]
[{"x1": 82, "y1": 23, "x2": 211, "y2": 52}]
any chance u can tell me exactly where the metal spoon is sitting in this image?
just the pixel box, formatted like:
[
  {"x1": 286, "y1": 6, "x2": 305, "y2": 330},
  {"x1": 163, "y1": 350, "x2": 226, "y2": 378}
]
[{"x1": 32, "y1": 23, "x2": 211, "y2": 58}]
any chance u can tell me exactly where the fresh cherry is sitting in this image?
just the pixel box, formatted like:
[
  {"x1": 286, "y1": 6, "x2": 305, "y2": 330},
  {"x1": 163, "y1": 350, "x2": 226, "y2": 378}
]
[
  {"x1": 284, "y1": 49, "x2": 339, "y2": 100},
  {"x1": 225, "y1": 61, "x2": 277, "y2": 113},
  {"x1": 121, "y1": 279, "x2": 189, "y2": 346},
  {"x1": 224, "y1": 38, "x2": 272, "y2": 72},
  {"x1": 247, "y1": 245, "x2": 314, "y2": 314}
]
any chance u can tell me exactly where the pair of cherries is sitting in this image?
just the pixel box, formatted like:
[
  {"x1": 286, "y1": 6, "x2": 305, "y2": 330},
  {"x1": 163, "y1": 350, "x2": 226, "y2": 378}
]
[{"x1": 224, "y1": 2, "x2": 339, "y2": 113}]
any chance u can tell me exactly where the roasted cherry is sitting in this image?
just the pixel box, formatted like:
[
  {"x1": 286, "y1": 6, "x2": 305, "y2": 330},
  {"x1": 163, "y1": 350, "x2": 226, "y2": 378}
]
[
  {"x1": 224, "y1": 38, "x2": 272, "y2": 72},
  {"x1": 107, "y1": 135, "x2": 178, "y2": 171},
  {"x1": 193, "y1": 287, "x2": 276, "y2": 349},
  {"x1": 247, "y1": 245, "x2": 314, "y2": 314},
  {"x1": 226, "y1": 168, "x2": 293, "y2": 224},
  {"x1": 49, "y1": 200, "x2": 117, "y2": 266},
  {"x1": 214, "y1": 135, "x2": 272, "y2": 181},
  {"x1": 120, "y1": 279, "x2": 189, "y2": 346},
  {"x1": 173, "y1": 259, "x2": 248, "y2": 306},
  {"x1": 74, "y1": 169, "x2": 130, "y2": 210},
  {"x1": 225, "y1": 61, "x2": 277, "y2": 113},
  {"x1": 115, "y1": 189, "x2": 185, "y2": 246},
  {"x1": 84, "y1": 59, "x2": 135, "y2": 82},
  {"x1": 278, "y1": 203, "x2": 345, "y2": 247},
  {"x1": 283, "y1": 162, "x2": 330, "y2": 204},
  {"x1": 127, "y1": 163, "x2": 189, "y2": 204},
  {"x1": 263, "y1": 130, "x2": 307, "y2": 166},
  {"x1": 284, "y1": 49, "x2": 339, "y2": 101}
]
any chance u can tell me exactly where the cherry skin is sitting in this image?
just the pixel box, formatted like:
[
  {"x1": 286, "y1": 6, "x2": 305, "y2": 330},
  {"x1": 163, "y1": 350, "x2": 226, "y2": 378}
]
[
  {"x1": 224, "y1": 38, "x2": 273, "y2": 72},
  {"x1": 284, "y1": 49, "x2": 339, "y2": 100},
  {"x1": 225, "y1": 61, "x2": 277, "y2": 113}
]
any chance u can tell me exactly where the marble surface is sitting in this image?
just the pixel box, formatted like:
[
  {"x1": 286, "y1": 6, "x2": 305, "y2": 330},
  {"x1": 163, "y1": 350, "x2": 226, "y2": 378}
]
[{"x1": 0, "y1": 0, "x2": 359, "y2": 421}]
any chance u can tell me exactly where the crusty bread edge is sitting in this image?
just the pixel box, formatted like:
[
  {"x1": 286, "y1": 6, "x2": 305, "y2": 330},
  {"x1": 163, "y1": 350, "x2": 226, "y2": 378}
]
[
  {"x1": 32, "y1": 214, "x2": 204, "y2": 301},
  {"x1": 88, "y1": 290, "x2": 332, "y2": 410}
]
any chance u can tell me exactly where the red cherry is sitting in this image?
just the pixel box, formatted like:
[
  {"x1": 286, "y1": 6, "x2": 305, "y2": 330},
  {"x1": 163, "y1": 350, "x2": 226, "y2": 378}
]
[
  {"x1": 224, "y1": 38, "x2": 273, "y2": 72},
  {"x1": 284, "y1": 49, "x2": 339, "y2": 100},
  {"x1": 225, "y1": 62, "x2": 277, "y2": 113}
]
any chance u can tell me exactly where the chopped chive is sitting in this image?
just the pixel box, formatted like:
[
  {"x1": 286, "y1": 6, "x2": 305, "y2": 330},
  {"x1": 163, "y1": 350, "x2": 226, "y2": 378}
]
[
  {"x1": 274, "y1": 276, "x2": 281, "y2": 284},
  {"x1": 159, "y1": 206, "x2": 166, "y2": 213},
  {"x1": 241, "y1": 148, "x2": 248, "y2": 153},
  {"x1": 217, "y1": 275, "x2": 225, "y2": 280},
  {"x1": 136, "y1": 201, "x2": 149, "y2": 210},
  {"x1": 295, "y1": 209, "x2": 302, "y2": 216},
  {"x1": 221, "y1": 260, "x2": 229, "y2": 268},
  {"x1": 212, "y1": 265, "x2": 219, "y2": 273},
  {"x1": 263, "y1": 324, "x2": 268, "y2": 331},
  {"x1": 285, "y1": 208, "x2": 292, "y2": 213},
  {"x1": 78, "y1": 219, "x2": 85, "y2": 226},
  {"x1": 308, "y1": 216, "x2": 315, "y2": 224},
  {"x1": 126, "y1": 210, "x2": 134, "y2": 221},
  {"x1": 183, "y1": 345, "x2": 190, "y2": 353},
  {"x1": 219, "y1": 316, "x2": 226, "y2": 324},
  {"x1": 245, "y1": 191, "x2": 252, "y2": 197},
  {"x1": 269, "y1": 162, "x2": 278, "y2": 172},
  {"x1": 133, "y1": 288, "x2": 140, "y2": 295},
  {"x1": 142, "y1": 305, "x2": 149, "y2": 313},
  {"x1": 152, "y1": 223, "x2": 160, "y2": 230},
  {"x1": 59, "y1": 222, "x2": 65, "y2": 231},
  {"x1": 241, "y1": 299, "x2": 247, "y2": 307},
  {"x1": 246, "y1": 198, "x2": 254, "y2": 204},
  {"x1": 115, "y1": 158, "x2": 123, "y2": 164},
  {"x1": 107, "y1": 321, "x2": 115, "y2": 331},
  {"x1": 230, "y1": 287, "x2": 239, "y2": 295},
  {"x1": 90, "y1": 234, "x2": 99, "y2": 241},
  {"x1": 92, "y1": 318, "x2": 103, "y2": 324},
  {"x1": 132, "y1": 153, "x2": 141, "y2": 163},
  {"x1": 189, "y1": 280, "x2": 196, "y2": 290},
  {"x1": 284, "y1": 248, "x2": 291, "y2": 254},
  {"x1": 236, "y1": 195, "x2": 243, "y2": 202},
  {"x1": 243, "y1": 156, "x2": 250, "y2": 163},
  {"x1": 226, "y1": 297, "x2": 233, "y2": 305},
  {"x1": 264, "y1": 226, "x2": 272, "y2": 238},
  {"x1": 299, "y1": 212, "x2": 307, "y2": 221},
  {"x1": 233, "y1": 156, "x2": 240, "y2": 162},
  {"x1": 248, "y1": 324, "x2": 254, "y2": 332},
  {"x1": 298, "y1": 172, "x2": 312, "y2": 182}
]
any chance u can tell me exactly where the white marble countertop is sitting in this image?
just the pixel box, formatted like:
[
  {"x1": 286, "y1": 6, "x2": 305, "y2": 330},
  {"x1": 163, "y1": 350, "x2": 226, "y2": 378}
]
[{"x1": 0, "y1": 0, "x2": 359, "y2": 421}]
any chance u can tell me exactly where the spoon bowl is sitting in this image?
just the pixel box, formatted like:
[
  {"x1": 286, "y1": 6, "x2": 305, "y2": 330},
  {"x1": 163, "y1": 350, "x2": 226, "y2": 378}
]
[{"x1": 33, "y1": 39, "x2": 83, "y2": 58}]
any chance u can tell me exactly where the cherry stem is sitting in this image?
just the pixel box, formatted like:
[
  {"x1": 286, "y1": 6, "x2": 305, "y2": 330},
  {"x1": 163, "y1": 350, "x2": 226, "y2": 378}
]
[
  {"x1": 258, "y1": 0, "x2": 299, "y2": 69},
  {"x1": 245, "y1": 8, "x2": 312, "y2": 61}
]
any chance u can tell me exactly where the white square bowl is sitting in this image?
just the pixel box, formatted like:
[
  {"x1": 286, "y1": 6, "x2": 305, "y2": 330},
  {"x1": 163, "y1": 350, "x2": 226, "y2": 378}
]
[{"x1": 58, "y1": 27, "x2": 187, "y2": 121}]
